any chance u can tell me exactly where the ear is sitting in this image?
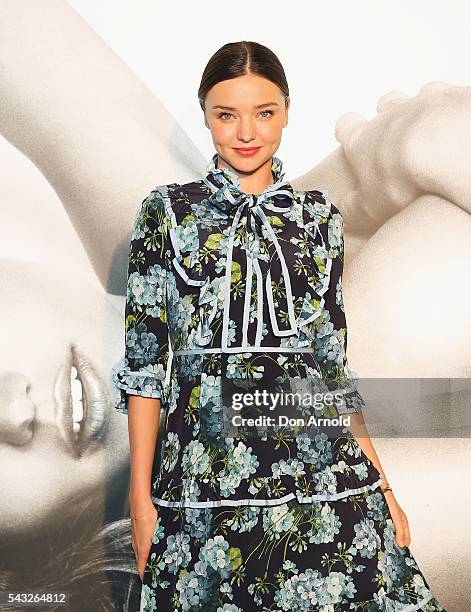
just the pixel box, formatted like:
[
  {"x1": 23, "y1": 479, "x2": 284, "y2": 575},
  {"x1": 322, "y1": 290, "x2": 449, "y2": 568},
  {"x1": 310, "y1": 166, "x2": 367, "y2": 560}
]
[{"x1": 284, "y1": 96, "x2": 290, "y2": 127}]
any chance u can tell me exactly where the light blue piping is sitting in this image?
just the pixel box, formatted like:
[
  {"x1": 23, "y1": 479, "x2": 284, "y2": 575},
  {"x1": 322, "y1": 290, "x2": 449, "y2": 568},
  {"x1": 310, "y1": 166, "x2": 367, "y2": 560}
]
[
  {"x1": 216, "y1": 184, "x2": 302, "y2": 349},
  {"x1": 161, "y1": 184, "x2": 206, "y2": 288},
  {"x1": 254, "y1": 201, "x2": 298, "y2": 337},
  {"x1": 163, "y1": 163, "x2": 330, "y2": 353},
  {"x1": 242, "y1": 237, "x2": 253, "y2": 346},
  {"x1": 251, "y1": 213, "x2": 264, "y2": 345},
  {"x1": 221, "y1": 194, "x2": 245, "y2": 350},
  {"x1": 151, "y1": 477, "x2": 383, "y2": 508},
  {"x1": 172, "y1": 347, "x2": 315, "y2": 355},
  {"x1": 391, "y1": 594, "x2": 435, "y2": 612},
  {"x1": 202, "y1": 155, "x2": 305, "y2": 349}
]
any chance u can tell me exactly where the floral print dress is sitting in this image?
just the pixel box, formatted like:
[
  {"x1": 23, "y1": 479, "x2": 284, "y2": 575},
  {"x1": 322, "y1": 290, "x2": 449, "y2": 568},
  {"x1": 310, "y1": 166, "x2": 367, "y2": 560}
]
[{"x1": 112, "y1": 153, "x2": 445, "y2": 612}]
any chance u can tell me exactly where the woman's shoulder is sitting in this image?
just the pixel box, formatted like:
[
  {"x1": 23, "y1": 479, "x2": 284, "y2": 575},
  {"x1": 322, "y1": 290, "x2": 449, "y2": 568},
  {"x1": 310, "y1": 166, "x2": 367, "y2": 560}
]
[
  {"x1": 144, "y1": 182, "x2": 180, "y2": 203},
  {"x1": 128, "y1": 183, "x2": 181, "y2": 252},
  {"x1": 134, "y1": 182, "x2": 180, "y2": 219},
  {"x1": 301, "y1": 187, "x2": 341, "y2": 221}
]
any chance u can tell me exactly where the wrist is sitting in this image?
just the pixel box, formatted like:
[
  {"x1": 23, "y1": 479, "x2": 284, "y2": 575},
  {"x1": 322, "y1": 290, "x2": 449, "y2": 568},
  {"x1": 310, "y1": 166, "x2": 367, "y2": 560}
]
[
  {"x1": 129, "y1": 489, "x2": 153, "y2": 510},
  {"x1": 130, "y1": 506, "x2": 156, "y2": 520}
]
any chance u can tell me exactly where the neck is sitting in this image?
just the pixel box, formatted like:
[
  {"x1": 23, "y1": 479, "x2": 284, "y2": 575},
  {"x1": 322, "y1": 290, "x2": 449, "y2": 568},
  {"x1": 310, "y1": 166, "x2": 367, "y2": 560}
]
[{"x1": 217, "y1": 155, "x2": 274, "y2": 196}]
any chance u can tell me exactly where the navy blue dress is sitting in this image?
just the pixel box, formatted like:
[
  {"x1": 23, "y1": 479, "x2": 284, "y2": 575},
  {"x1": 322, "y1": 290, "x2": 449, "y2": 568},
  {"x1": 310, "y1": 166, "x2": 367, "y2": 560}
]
[{"x1": 112, "y1": 153, "x2": 445, "y2": 611}]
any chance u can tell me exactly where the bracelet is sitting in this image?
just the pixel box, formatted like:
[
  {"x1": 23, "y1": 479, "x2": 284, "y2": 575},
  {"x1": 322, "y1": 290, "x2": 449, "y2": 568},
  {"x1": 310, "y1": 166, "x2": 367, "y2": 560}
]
[{"x1": 381, "y1": 486, "x2": 393, "y2": 493}]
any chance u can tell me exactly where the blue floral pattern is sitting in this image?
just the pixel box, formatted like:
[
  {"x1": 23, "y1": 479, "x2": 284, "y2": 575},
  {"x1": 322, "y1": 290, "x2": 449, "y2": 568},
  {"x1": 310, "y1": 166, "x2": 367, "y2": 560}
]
[
  {"x1": 139, "y1": 490, "x2": 444, "y2": 611},
  {"x1": 113, "y1": 153, "x2": 445, "y2": 611}
]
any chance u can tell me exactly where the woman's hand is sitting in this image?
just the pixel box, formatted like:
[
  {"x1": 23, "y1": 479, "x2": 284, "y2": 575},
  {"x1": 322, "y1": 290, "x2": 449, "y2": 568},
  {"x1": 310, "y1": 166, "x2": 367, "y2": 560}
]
[
  {"x1": 383, "y1": 491, "x2": 411, "y2": 548},
  {"x1": 130, "y1": 502, "x2": 159, "y2": 581}
]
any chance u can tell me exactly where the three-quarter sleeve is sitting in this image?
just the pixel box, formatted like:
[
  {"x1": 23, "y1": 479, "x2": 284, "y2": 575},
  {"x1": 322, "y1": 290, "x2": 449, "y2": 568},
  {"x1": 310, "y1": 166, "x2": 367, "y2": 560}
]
[
  {"x1": 316, "y1": 202, "x2": 365, "y2": 415},
  {"x1": 112, "y1": 187, "x2": 170, "y2": 415}
]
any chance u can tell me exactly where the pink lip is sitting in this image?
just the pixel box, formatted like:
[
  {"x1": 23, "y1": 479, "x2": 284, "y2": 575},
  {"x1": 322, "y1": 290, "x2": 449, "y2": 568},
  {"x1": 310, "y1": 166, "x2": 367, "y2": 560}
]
[{"x1": 233, "y1": 147, "x2": 261, "y2": 156}]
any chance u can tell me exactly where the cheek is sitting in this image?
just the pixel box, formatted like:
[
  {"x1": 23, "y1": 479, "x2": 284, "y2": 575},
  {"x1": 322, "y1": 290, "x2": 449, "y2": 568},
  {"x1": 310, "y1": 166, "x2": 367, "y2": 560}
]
[
  {"x1": 258, "y1": 119, "x2": 283, "y2": 141},
  {"x1": 211, "y1": 122, "x2": 234, "y2": 143}
]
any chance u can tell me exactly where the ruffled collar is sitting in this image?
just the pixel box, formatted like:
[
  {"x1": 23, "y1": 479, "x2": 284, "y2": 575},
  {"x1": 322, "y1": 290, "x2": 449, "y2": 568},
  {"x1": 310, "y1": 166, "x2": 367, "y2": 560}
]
[{"x1": 202, "y1": 152, "x2": 292, "y2": 213}]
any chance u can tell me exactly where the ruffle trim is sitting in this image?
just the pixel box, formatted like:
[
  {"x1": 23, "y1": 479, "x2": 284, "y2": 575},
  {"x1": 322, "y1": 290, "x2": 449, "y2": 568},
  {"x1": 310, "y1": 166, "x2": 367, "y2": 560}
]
[
  {"x1": 111, "y1": 356, "x2": 168, "y2": 415},
  {"x1": 357, "y1": 589, "x2": 439, "y2": 612},
  {"x1": 151, "y1": 456, "x2": 384, "y2": 508},
  {"x1": 152, "y1": 477, "x2": 383, "y2": 508}
]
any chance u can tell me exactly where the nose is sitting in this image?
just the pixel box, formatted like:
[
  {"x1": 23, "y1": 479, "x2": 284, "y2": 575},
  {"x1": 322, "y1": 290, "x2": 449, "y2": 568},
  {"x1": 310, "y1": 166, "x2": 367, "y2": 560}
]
[
  {"x1": 0, "y1": 372, "x2": 36, "y2": 445},
  {"x1": 237, "y1": 117, "x2": 256, "y2": 142}
]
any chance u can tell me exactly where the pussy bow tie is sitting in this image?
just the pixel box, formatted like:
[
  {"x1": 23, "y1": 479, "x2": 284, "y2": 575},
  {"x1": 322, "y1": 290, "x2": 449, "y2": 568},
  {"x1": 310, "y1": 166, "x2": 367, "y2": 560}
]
[{"x1": 202, "y1": 153, "x2": 299, "y2": 349}]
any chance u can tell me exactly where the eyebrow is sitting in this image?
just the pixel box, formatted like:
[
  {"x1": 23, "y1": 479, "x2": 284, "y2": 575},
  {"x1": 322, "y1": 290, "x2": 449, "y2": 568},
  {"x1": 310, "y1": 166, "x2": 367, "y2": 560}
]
[{"x1": 211, "y1": 102, "x2": 279, "y2": 111}]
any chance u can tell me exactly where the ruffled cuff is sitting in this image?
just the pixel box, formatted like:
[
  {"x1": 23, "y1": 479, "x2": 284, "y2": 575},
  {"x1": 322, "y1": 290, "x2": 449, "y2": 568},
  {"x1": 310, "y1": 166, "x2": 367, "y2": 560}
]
[
  {"x1": 339, "y1": 386, "x2": 366, "y2": 414},
  {"x1": 324, "y1": 370, "x2": 365, "y2": 415},
  {"x1": 110, "y1": 356, "x2": 167, "y2": 416}
]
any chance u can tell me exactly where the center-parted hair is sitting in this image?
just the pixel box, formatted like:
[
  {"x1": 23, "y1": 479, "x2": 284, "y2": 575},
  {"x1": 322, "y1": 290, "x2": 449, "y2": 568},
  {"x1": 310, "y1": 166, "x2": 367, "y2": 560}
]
[{"x1": 198, "y1": 41, "x2": 289, "y2": 111}]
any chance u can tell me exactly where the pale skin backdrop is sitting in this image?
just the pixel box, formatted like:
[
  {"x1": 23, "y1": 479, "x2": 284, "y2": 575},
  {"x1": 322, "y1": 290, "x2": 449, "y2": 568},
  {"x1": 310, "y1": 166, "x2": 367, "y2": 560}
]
[{"x1": 1, "y1": 0, "x2": 469, "y2": 597}]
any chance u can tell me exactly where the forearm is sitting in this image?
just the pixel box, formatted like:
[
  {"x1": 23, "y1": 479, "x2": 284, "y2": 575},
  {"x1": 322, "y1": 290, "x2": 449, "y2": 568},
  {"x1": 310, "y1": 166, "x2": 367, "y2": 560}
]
[
  {"x1": 127, "y1": 395, "x2": 161, "y2": 512},
  {"x1": 345, "y1": 412, "x2": 390, "y2": 488}
]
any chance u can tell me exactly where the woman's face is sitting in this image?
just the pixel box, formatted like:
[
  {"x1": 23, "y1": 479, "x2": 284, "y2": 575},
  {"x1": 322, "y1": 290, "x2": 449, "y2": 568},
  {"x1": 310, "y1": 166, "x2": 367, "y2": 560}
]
[
  {"x1": 0, "y1": 260, "x2": 129, "y2": 538},
  {"x1": 204, "y1": 73, "x2": 289, "y2": 175}
]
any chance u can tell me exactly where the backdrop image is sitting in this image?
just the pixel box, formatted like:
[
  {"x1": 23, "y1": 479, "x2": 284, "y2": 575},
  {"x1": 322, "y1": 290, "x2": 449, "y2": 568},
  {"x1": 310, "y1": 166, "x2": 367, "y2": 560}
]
[{"x1": 0, "y1": 1, "x2": 469, "y2": 610}]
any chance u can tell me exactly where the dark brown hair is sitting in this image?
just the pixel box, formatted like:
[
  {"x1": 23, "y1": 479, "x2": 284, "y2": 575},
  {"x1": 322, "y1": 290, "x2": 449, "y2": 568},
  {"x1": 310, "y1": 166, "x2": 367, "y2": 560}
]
[{"x1": 198, "y1": 41, "x2": 289, "y2": 111}]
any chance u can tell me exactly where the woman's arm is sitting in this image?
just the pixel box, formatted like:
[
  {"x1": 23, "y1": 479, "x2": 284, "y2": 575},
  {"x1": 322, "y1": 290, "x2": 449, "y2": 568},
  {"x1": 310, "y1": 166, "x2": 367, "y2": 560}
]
[
  {"x1": 127, "y1": 395, "x2": 161, "y2": 581},
  {"x1": 111, "y1": 185, "x2": 172, "y2": 578},
  {"x1": 341, "y1": 412, "x2": 390, "y2": 490},
  {"x1": 128, "y1": 396, "x2": 160, "y2": 513},
  {"x1": 112, "y1": 186, "x2": 172, "y2": 512},
  {"x1": 317, "y1": 200, "x2": 391, "y2": 487},
  {"x1": 317, "y1": 201, "x2": 412, "y2": 548},
  {"x1": 112, "y1": 186, "x2": 171, "y2": 416}
]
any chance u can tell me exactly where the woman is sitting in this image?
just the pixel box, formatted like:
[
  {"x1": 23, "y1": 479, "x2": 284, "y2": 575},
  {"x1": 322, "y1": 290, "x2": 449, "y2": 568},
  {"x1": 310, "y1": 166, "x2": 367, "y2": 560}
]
[{"x1": 113, "y1": 41, "x2": 445, "y2": 611}]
